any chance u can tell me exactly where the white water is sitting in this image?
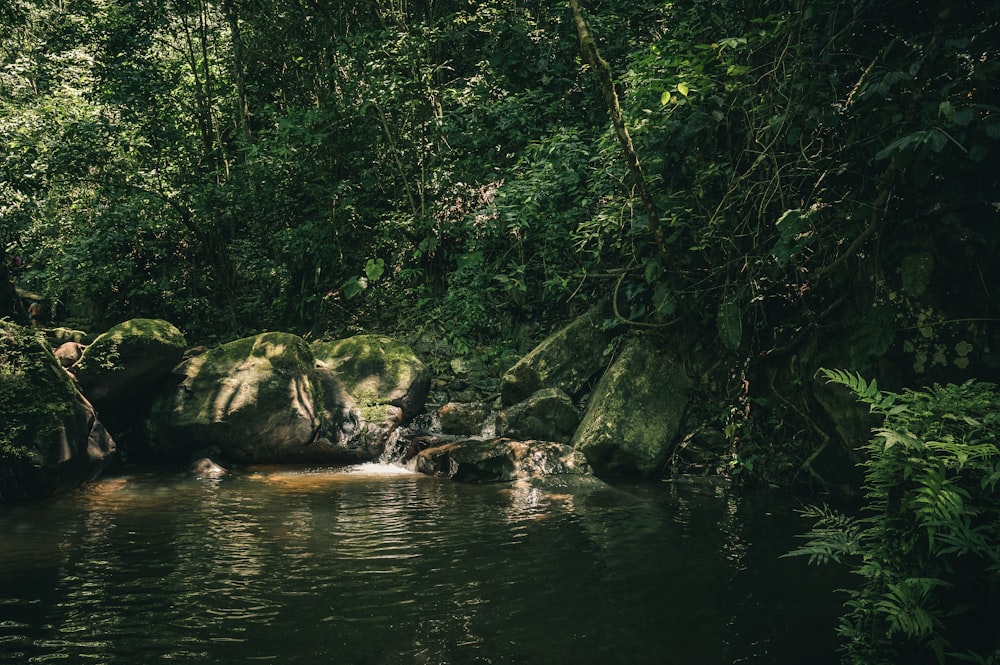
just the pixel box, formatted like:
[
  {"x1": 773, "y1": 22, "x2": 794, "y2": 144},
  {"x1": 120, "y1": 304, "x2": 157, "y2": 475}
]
[{"x1": 344, "y1": 461, "x2": 419, "y2": 475}]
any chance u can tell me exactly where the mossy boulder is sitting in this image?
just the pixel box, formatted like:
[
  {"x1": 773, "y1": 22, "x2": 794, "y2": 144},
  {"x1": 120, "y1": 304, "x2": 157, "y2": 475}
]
[
  {"x1": 74, "y1": 318, "x2": 187, "y2": 401},
  {"x1": 500, "y1": 301, "x2": 614, "y2": 406},
  {"x1": 571, "y1": 337, "x2": 691, "y2": 477},
  {"x1": 147, "y1": 332, "x2": 358, "y2": 464},
  {"x1": 311, "y1": 335, "x2": 430, "y2": 419},
  {"x1": 414, "y1": 437, "x2": 591, "y2": 483},
  {"x1": 46, "y1": 327, "x2": 92, "y2": 345},
  {"x1": 0, "y1": 322, "x2": 116, "y2": 501},
  {"x1": 311, "y1": 335, "x2": 431, "y2": 450},
  {"x1": 498, "y1": 388, "x2": 580, "y2": 443},
  {"x1": 437, "y1": 401, "x2": 494, "y2": 436}
]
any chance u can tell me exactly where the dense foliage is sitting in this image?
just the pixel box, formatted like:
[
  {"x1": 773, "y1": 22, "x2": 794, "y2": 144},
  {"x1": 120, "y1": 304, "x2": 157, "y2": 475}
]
[
  {"x1": 4, "y1": 2, "x2": 1000, "y2": 656},
  {"x1": 0, "y1": 322, "x2": 76, "y2": 461},
  {"x1": 3, "y1": 0, "x2": 997, "y2": 346},
  {"x1": 3, "y1": 0, "x2": 1000, "y2": 483},
  {"x1": 790, "y1": 370, "x2": 1000, "y2": 664}
]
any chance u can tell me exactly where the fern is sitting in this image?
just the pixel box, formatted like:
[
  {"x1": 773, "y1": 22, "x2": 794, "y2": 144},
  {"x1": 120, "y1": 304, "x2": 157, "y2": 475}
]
[
  {"x1": 785, "y1": 504, "x2": 864, "y2": 565},
  {"x1": 792, "y1": 373, "x2": 1000, "y2": 664},
  {"x1": 818, "y1": 367, "x2": 906, "y2": 415}
]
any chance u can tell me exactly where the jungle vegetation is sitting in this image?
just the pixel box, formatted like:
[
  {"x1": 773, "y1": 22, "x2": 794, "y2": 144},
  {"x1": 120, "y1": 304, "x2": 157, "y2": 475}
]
[
  {"x1": 6, "y1": 0, "x2": 998, "y2": 478},
  {"x1": 2, "y1": 2, "x2": 1000, "y2": 661},
  {"x1": 2, "y1": 0, "x2": 996, "y2": 353}
]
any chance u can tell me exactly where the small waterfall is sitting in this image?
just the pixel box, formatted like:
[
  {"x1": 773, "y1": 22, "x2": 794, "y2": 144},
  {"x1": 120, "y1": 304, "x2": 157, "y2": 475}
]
[
  {"x1": 345, "y1": 412, "x2": 439, "y2": 475},
  {"x1": 360, "y1": 404, "x2": 499, "y2": 474}
]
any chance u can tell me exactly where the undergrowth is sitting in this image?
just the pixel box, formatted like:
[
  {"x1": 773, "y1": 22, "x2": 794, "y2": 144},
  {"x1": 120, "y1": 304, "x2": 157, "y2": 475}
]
[{"x1": 787, "y1": 369, "x2": 1000, "y2": 665}]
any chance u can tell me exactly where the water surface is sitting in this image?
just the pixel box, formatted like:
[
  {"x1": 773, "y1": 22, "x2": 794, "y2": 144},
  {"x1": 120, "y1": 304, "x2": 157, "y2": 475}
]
[{"x1": 0, "y1": 465, "x2": 849, "y2": 664}]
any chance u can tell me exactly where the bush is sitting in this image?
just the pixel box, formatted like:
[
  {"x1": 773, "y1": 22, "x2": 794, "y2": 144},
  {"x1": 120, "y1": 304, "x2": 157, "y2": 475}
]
[
  {"x1": 788, "y1": 370, "x2": 1000, "y2": 665},
  {"x1": 0, "y1": 321, "x2": 76, "y2": 461}
]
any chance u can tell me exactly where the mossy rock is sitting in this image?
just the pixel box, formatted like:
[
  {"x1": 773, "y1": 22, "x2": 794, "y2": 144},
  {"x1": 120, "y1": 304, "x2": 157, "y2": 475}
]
[
  {"x1": 45, "y1": 327, "x2": 92, "y2": 345},
  {"x1": 571, "y1": 338, "x2": 691, "y2": 477},
  {"x1": 0, "y1": 321, "x2": 116, "y2": 501},
  {"x1": 438, "y1": 401, "x2": 495, "y2": 436},
  {"x1": 74, "y1": 318, "x2": 187, "y2": 401},
  {"x1": 311, "y1": 335, "x2": 430, "y2": 421},
  {"x1": 414, "y1": 437, "x2": 591, "y2": 483},
  {"x1": 500, "y1": 300, "x2": 614, "y2": 406},
  {"x1": 148, "y1": 332, "x2": 357, "y2": 463},
  {"x1": 498, "y1": 388, "x2": 579, "y2": 443}
]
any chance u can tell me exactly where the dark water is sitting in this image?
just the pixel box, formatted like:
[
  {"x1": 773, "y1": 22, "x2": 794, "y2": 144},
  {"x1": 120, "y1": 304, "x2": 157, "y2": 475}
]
[{"x1": 0, "y1": 465, "x2": 850, "y2": 664}]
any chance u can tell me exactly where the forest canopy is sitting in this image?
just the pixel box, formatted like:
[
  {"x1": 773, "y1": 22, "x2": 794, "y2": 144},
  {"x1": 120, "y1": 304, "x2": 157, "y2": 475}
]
[{"x1": 2, "y1": 0, "x2": 999, "y2": 380}]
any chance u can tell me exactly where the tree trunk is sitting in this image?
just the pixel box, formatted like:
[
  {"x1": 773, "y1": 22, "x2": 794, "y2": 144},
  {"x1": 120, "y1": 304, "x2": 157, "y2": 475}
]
[{"x1": 569, "y1": 0, "x2": 663, "y2": 255}]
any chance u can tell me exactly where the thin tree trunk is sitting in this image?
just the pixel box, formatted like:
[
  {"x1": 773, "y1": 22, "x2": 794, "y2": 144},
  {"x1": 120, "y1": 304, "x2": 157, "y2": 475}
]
[
  {"x1": 224, "y1": 0, "x2": 250, "y2": 139},
  {"x1": 569, "y1": 0, "x2": 663, "y2": 255}
]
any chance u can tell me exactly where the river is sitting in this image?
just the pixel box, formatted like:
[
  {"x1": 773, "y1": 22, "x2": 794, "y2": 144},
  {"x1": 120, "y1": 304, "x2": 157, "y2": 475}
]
[{"x1": 0, "y1": 464, "x2": 851, "y2": 664}]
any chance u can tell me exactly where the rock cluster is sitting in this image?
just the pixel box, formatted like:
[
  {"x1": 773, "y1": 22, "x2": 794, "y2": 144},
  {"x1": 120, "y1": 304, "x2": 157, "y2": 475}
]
[{"x1": 1, "y1": 301, "x2": 723, "y2": 501}]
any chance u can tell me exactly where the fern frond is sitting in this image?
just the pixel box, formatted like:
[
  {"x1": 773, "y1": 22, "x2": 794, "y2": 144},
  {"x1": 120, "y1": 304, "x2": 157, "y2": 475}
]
[{"x1": 818, "y1": 367, "x2": 896, "y2": 414}]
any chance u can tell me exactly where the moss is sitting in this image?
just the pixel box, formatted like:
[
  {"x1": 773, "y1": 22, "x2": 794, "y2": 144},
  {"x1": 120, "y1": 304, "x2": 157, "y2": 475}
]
[
  {"x1": 206, "y1": 332, "x2": 313, "y2": 373},
  {"x1": 175, "y1": 332, "x2": 321, "y2": 426},
  {"x1": 0, "y1": 321, "x2": 77, "y2": 461},
  {"x1": 500, "y1": 301, "x2": 613, "y2": 405},
  {"x1": 571, "y1": 337, "x2": 690, "y2": 475},
  {"x1": 75, "y1": 318, "x2": 186, "y2": 375},
  {"x1": 312, "y1": 335, "x2": 423, "y2": 397}
]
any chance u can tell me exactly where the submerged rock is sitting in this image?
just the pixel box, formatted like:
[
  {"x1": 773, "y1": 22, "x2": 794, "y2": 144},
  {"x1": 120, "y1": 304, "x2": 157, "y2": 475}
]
[
  {"x1": 0, "y1": 322, "x2": 116, "y2": 501},
  {"x1": 572, "y1": 337, "x2": 691, "y2": 477},
  {"x1": 414, "y1": 438, "x2": 591, "y2": 483},
  {"x1": 189, "y1": 457, "x2": 228, "y2": 478}
]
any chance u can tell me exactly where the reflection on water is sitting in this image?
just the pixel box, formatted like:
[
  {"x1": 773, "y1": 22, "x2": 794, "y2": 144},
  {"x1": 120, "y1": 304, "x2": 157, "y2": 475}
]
[{"x1": 0, "y1": 467, "x2": 849, "y2": 664}]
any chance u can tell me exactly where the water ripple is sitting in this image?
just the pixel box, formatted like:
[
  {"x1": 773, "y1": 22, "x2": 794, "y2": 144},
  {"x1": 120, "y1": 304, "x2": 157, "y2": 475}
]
[{"x1": 0, "y1": 469, "x2": 850, "y2": 665}]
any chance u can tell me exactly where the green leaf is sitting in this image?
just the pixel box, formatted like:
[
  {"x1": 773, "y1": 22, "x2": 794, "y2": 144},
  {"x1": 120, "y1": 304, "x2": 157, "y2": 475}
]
[
  {"x1": 849, "y1": 307, "x2": 896, "y2": 372},
  {"x1": 677, "y1": 81, "x2": 690, "y2": 97},
  {"x1": 364, "y1": 257, "x2": 385, "y2": 282},
  {"x1": 716, "y1": 295, "x2": 742, "y2": 352},
  {"x1": 771, "y1": 208, "x2": 813, "y2": 266},
  {"x1": 342, "y1": 276, "x2": 364, "y2": 299},
  {"x1": 652, "y1": 283, "x2": 676, "y2": 317},
  {"x1": 900, "y1": 252, "x2": 934, "y2": 297}
]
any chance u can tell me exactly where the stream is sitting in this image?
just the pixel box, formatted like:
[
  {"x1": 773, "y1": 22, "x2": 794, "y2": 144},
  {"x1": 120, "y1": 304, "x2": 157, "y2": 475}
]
[{"x1": 0, "y1": 464, "x2": 851, "y2": 664}]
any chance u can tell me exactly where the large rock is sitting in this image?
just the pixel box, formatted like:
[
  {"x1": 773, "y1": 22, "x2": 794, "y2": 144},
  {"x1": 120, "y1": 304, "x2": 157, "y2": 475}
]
[
  {"x1": 147, "y1": 332, "x2": 358, "y2": 463},
  {"x1": 571, "y1": 337, "x2": 691, "y2": 476},
  {"x1": 497, "y1": 388, "x2": 579, "y2": 443},
  {"x1": 73, "y1": 318, "x2": 187, "y2": 401},
  {"x1": 414, "y1": 438, "x2": 591, "y2": 483},
  {"x1": 437, "y1": 401, "x2": 494, "y2": 436},
  {"x1": 0, "y1": 322, "x2": 116, "y2": 501},
  {"x1": 311, "y1": 335, "x2": 431, "y2": 450},
  {"x1": 311, "y1": 335, "x2": 430, "y2": 419},
  {"x1": 500, "y1": 301, "x2": 614, "y2": 406},
  {"x1": 53, "y1": 341, "x2": 84, "y2": 368}
]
